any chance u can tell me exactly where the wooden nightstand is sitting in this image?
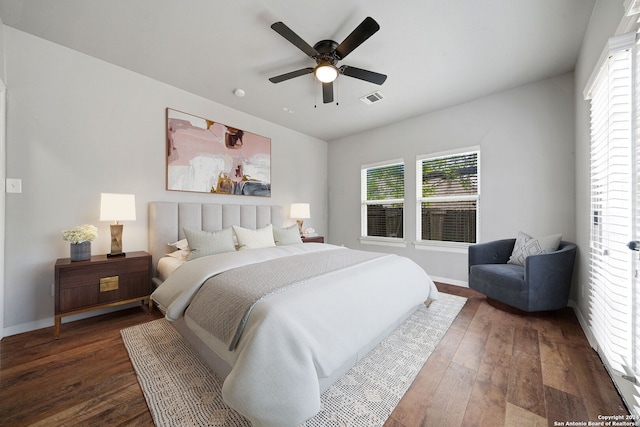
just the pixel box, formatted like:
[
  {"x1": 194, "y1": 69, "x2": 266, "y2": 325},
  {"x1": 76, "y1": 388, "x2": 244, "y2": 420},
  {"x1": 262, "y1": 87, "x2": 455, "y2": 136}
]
[
  {"x1": 54, "y1": 251, "x2": 152, "y2": 338},
  {"x1": 301, "y1": 235, "x2": 324, "y2": 243}
]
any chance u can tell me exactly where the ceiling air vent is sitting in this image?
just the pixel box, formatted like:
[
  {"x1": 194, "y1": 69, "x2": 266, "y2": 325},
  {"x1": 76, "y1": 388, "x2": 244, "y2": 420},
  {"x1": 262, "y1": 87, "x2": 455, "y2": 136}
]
[{"x1": 360, "y1": 91, "x2": 384, "y2": 105}]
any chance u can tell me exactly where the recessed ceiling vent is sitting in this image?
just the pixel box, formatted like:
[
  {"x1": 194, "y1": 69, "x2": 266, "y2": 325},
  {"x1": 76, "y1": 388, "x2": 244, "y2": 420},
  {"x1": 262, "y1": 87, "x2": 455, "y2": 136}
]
[{"x1": 360, "y1": 91, "x2": 384, "y2": 105}]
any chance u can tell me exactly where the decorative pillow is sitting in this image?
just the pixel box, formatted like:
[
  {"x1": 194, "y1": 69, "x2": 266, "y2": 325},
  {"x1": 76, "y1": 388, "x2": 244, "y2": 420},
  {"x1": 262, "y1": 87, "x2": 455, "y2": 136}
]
[
  {"x1": 166, "y1": 249, "x2": 191, "y2": 260},
  {"x1": 183, "y1": 227, "x2": 236, "y2": 260},
  {"x1": 233, "y1": 224, "x2": 276, "y2": 250},
  {"x1": 168, "y1": 238, "x2": 189, "y2": 251},
  {"x1": 273, "y1": 224, "x2": 302, "y2": 246},
  {"x1": 507, "y1": 231, "x2": 562, "y2": 266}
]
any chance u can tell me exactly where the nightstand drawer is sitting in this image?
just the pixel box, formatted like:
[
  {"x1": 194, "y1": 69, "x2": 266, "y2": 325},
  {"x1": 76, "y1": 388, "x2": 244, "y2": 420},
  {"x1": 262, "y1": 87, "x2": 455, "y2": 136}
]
[
  {"x1": 57, "y1": 269, "x2": 150, "y2": 311},
  {"x1": 57, "y1": 257, "x2": 149, "y2": 290},
  {"x1": 302, "y1": 235, "x2": 324, "y2": 243},
  {"x1": 96, "y1": 270, "x2": 150, "y2": 304},
  {"x1": 59, "y1": 285, "x2": 99, "y2": 312}
]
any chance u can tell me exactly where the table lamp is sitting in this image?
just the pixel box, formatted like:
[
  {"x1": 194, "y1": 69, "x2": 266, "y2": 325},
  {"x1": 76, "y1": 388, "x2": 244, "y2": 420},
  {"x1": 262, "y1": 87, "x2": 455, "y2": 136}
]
[
  {"x1": 100, "y1": 193, "x2": 136, "y2": 257},
  {"x1": 290, "y1": 203, "x2": 310, "y2": 235}
]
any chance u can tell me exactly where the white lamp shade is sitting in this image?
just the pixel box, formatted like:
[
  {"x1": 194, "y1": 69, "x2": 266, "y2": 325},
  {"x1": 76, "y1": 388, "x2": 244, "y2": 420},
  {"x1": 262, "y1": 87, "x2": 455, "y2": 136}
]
[
  {"x1": 290, "y1": 203, "x2": 310, "y2": 219},
  {"x1": 100, "y1": 193, "x2": 136, "y2": 222},
  {"x1": 315, "y1": 64, "x2": 338, "y2": 83}
]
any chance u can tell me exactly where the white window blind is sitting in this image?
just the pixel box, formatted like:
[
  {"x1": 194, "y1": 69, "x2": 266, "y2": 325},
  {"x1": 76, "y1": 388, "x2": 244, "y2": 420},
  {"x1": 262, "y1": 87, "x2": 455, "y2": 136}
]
[
  {"x1": 586, "y1": 31, "x2": 639, "y2": 416},
  {"x1": 632, "y1": 32, "x2": 640, "y2": 412},
  {"x1": 416, "y1": 149, "x2": 479, "y2": 246},
  {"x1": 361, "y1": 160, "x2": 404, "y2": 240}
]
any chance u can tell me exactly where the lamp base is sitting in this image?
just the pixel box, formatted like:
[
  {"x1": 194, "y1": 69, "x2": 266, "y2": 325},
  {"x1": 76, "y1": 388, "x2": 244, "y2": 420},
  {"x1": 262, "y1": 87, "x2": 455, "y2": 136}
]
[
  {"x1": 109, "y1": 223, "x2": 125, "y2": 257},
  {"x1": 296, "y1": 219, "x2": 304, "y2": 235},
  {"x1": 107, "y1": 252, "x2": 126, "y2": 258}
]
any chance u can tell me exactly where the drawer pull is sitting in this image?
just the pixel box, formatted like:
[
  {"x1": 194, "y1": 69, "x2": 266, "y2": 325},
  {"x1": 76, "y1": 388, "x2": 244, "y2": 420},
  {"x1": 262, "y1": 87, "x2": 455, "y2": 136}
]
[{"x1": 100, "y1": 276, "x2": 119, "y2": 292}]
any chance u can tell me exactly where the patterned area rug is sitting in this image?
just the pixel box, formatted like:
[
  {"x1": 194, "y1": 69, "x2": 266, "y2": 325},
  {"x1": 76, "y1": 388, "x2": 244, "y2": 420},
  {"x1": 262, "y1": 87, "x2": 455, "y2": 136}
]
[{"x1": 121, "y1": 292, "x2": 466, "y2": 427}]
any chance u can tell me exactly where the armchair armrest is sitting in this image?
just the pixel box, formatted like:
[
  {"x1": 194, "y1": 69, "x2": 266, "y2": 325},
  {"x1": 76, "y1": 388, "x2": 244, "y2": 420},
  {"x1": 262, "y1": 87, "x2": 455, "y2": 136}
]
[
  {"x1": 524, "y1": 241, "x2": 577, "y2": 311},
  {"x1": 468, "y1": 239, "x2": 516, "y2": 272},
  {"x1": 525, "y1": 242, "x2": 577, "y2": 282}
]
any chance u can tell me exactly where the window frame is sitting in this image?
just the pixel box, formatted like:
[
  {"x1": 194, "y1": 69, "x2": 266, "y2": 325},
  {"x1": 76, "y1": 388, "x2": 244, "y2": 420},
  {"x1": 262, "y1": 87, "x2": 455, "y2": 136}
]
[
  {"x1": 360, "y1": 158, "x2": 406, "y2": 247},
  {"x1": 414, "y1": 147, "x2": 480, "y2": 252}
]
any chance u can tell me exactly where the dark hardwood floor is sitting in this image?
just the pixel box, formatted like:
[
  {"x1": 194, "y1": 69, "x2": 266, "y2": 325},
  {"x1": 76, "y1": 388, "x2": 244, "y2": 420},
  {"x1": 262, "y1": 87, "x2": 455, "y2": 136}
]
[{"x1": 0, "y1": 284, "x2": 629, "y2": 427}]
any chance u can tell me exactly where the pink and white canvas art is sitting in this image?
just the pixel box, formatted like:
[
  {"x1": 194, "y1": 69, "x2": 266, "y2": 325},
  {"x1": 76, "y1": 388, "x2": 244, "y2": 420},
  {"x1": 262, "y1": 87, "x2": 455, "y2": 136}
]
[{"x1": 166, "y1": 108, "x2": 271, "y2": 197}]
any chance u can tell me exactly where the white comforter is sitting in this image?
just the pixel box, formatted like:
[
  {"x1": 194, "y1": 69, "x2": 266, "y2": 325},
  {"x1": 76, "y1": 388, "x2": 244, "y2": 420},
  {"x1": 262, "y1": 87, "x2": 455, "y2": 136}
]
[{"x1": 152, "y1": 243, "x2": 438, "y2": 427}]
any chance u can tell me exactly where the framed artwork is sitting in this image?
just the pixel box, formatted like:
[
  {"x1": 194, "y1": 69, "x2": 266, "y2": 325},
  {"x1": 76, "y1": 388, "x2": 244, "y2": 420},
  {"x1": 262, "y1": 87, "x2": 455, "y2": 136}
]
[{"x1": 166, "y1": 108, "x2": 271, "y2": 197}]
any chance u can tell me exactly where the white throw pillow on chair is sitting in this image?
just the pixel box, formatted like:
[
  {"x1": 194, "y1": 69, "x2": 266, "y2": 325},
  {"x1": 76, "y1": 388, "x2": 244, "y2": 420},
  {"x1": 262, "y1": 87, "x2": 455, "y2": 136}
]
[{"x1": 507, "y1": 231, "x2": 562, "y2": 266}]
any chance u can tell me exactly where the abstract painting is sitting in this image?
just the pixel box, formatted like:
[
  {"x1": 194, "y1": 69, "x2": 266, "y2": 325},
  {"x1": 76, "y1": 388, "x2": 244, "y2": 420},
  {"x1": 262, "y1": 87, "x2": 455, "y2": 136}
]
[{"x1": 166, "y1": 108, "x2": 271, "y2": 197}]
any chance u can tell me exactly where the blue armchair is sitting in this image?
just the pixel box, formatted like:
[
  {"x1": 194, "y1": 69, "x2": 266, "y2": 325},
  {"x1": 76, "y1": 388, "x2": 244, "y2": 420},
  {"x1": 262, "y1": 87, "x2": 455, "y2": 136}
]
[{"x1": 468, "y1": 238, "x2": 577, "y2": 312}]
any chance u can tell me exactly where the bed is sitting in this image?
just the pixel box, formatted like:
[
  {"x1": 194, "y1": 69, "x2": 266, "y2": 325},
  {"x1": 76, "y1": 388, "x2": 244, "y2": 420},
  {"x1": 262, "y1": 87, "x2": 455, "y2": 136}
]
[{"x1": 148, "y1": 202, "x2": 439, "y2": 427}]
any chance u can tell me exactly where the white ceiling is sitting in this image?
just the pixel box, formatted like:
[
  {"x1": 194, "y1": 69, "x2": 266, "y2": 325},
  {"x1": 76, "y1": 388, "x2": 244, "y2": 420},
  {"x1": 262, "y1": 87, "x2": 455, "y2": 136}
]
[{"x1": 0, "y1": 0, "x2": 595, "y2": 141}]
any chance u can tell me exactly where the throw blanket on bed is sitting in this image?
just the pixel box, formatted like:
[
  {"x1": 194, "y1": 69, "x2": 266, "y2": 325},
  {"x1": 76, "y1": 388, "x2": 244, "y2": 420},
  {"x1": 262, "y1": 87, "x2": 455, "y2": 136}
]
[
  {"x1": 152, "y1": 243, "x2": 341, "y2": 321},
  {"x1": 186, "y1": 249, "x2": 387, "y2": 350}
]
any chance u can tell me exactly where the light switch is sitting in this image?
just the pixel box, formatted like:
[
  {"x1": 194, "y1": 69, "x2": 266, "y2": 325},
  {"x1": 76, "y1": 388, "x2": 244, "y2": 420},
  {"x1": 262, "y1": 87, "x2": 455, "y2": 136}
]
[{"x1": 6, "y1": 178, "x2": 22, "y2": 193}]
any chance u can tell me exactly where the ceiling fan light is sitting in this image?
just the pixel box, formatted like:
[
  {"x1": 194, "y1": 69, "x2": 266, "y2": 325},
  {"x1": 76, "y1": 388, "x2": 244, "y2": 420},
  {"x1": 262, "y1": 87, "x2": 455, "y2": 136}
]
[{"x1": 315, "y1": 64, "x2": 338, "y2": 83}]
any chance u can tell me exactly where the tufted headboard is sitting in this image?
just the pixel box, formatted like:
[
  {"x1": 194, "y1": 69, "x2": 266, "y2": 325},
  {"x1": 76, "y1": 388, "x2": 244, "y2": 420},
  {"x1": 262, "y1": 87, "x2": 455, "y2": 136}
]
[{"x1": 148, "y1": 202, "x2": 285, "y2": 277}]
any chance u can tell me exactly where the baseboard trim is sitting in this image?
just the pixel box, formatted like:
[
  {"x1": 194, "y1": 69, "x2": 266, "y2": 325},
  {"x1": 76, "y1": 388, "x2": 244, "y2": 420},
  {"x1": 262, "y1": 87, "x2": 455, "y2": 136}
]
[
  {"x1": 3, "y1": 318, "x2": 53, "y2": 338},
  {"x1": 3, "y1": 302, "x2": 141, "y2": 338},
  {"x1": 430, "y1": 276, "x2": 468, "y2": 288},
  {"x1": 567, "y1": 298, "x2": 597, "y2": 350}
]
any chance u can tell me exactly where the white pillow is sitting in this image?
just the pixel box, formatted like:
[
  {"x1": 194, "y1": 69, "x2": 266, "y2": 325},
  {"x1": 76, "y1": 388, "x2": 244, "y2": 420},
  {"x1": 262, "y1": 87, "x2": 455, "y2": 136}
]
[
  {"x1": 183, "y1": 227, "x2": 236, "y2": 260},
  {"x1": 168, "y1": 238, "x2": 189, "y2": 251},
  {"x1": 273, "y1": 224, "x2": 302, "y2": 246},
  {"x1": 233, "y1": 224, "x2": 276, "y2": 250},
  {"x1": 507, "y1": 231, "x2": 562, "y2": 266},
  {"x1": 166, "y1": 249, "x2": 191, "y2": 260}
]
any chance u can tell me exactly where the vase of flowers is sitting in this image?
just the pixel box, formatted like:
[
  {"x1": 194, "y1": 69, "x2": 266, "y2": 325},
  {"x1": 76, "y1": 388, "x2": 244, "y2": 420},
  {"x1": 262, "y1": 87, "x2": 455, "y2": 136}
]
[{"x1": 62, "y1": 224, "x2": 98, "y2": 261}]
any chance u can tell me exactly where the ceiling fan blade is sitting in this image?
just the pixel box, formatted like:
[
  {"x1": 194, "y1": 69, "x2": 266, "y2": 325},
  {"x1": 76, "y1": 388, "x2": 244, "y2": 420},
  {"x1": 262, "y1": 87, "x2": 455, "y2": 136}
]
[
  {"x1": 335, "y1": 17, "x2": 380, "y2": 60},
  {"x1": 322, "y1": 82, "x2": 334, "y2": 103},
  {"x1": 341, "y1": 65, "x2": 387, "y2": 85},
  {"x1": 269, "y1": 68, "x2": 314, "y2": 83},
  {"x1": 271, "y1": 22, "x2": 318, "y2": 58}
]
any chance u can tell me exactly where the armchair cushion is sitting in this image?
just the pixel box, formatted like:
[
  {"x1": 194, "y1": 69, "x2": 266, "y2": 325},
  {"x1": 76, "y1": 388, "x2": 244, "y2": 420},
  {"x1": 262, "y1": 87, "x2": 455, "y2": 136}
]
[{"x1": 470, "y1": 264, "x2": 525, "y2": 291}]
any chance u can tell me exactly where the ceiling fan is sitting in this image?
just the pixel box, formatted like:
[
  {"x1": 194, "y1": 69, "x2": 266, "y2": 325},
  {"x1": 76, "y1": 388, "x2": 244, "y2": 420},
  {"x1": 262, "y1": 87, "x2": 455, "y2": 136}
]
[{"x1": 269, "y1": 17, "x2": 387, "y2": 104}]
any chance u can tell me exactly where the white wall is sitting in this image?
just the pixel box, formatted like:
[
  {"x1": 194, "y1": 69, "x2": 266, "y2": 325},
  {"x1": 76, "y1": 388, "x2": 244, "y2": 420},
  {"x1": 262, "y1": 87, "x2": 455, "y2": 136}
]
[
  {"x1": 327, "y1": 73, "x2": 576, "y2": 284},
  {"x1": 573, "y1": 1, "x2": 626, "y2": 322},
  {"x1": 2, "y1": 27, "x2": 328, "y2": 335}
]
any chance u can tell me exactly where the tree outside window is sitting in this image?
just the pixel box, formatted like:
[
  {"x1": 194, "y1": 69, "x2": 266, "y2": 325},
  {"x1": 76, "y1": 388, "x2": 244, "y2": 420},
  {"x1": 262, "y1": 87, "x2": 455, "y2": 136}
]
[{"x1": 417, "y1": 150, "x2": 479, "y2": 244}]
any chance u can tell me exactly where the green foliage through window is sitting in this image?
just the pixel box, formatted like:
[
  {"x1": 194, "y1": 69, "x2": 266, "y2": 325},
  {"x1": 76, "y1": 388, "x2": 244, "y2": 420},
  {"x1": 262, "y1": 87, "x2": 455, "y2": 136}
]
[
  {"x1": 366, "y1": 163, "x2": 404, "y2": 200},
  {"x1": 421, "y1": 153, "x2": 477, "y2": 198},
  {"x1": 362, "y1": 161, "x2": 405, "y2": 239},
  {"x1": 418, "y1": 151, "x2": 479, "y2": 244}
]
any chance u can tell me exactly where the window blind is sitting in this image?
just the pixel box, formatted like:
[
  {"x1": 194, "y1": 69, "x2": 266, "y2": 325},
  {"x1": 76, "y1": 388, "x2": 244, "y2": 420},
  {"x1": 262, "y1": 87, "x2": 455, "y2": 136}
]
[
  {"x1": 366, "y1": 163, "x2": 404, "y2": 201},
  {"x1": 361, "y1": 161, "x2": 404, "y2": 239},
  {"x1": 632, "y1": 34, "x2": 640, "y2": 413},
  {"x1": 417, "y1": 150, "x2": 479, "y2": 244},
  {"x1": 420, "y1": 153, "x2": 478, "y2": 198},
  {"x1": 587, "y1": 33, "x2": 639, "y2": 416}
]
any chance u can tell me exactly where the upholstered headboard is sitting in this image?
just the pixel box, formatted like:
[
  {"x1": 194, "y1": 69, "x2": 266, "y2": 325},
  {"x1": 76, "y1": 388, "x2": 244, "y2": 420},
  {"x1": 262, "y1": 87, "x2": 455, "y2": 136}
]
[{"x1": 148, "y1": 202, "x2": 285, "y2": 277}]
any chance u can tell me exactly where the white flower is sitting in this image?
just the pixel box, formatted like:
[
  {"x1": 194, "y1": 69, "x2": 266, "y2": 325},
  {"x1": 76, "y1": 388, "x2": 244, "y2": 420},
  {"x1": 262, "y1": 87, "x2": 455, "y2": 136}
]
[{"x1": 62, "y1": 224, "x2": 98, "y2": 244}]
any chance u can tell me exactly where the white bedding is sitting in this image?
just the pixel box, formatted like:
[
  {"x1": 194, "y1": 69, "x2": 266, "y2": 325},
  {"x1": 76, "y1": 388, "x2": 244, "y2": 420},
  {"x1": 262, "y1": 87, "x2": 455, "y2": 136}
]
[
  {"x1": 152, "y1": 243, "x2": 438, "y2": 427},
  {"x1": 156, "y1": 256, "x2": 185, "y2": 282}
]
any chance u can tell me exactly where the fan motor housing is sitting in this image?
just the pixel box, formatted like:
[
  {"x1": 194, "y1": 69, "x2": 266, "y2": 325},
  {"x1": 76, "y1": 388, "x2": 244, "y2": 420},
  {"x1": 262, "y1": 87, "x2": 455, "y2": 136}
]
[{"x1": 313, "y1": 40, "x2": 339, "y2": 63}]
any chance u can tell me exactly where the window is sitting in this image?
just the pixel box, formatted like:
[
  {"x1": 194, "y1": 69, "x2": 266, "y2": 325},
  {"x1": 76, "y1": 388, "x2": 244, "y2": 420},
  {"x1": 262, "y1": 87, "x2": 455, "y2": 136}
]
[
  {"x1": 361, "y1": 160, "x2": 404, "y2": 242},
  {"x1": 416, "y1": 148, "x2": 479, "y2": 247},
  {"x1": 585, "y1": 30, "x2": 639, "y2": 416}
]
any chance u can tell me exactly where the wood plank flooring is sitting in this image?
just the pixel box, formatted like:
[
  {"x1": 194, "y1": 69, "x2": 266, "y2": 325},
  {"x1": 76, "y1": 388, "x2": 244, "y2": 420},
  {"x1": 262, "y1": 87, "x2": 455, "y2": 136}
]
[
  {"x1": 386, "y1": 284, "x2": 629, "y2": 427},
  {"x1": 0, "y1": 284, "x2": 629, "y2": 427}
]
